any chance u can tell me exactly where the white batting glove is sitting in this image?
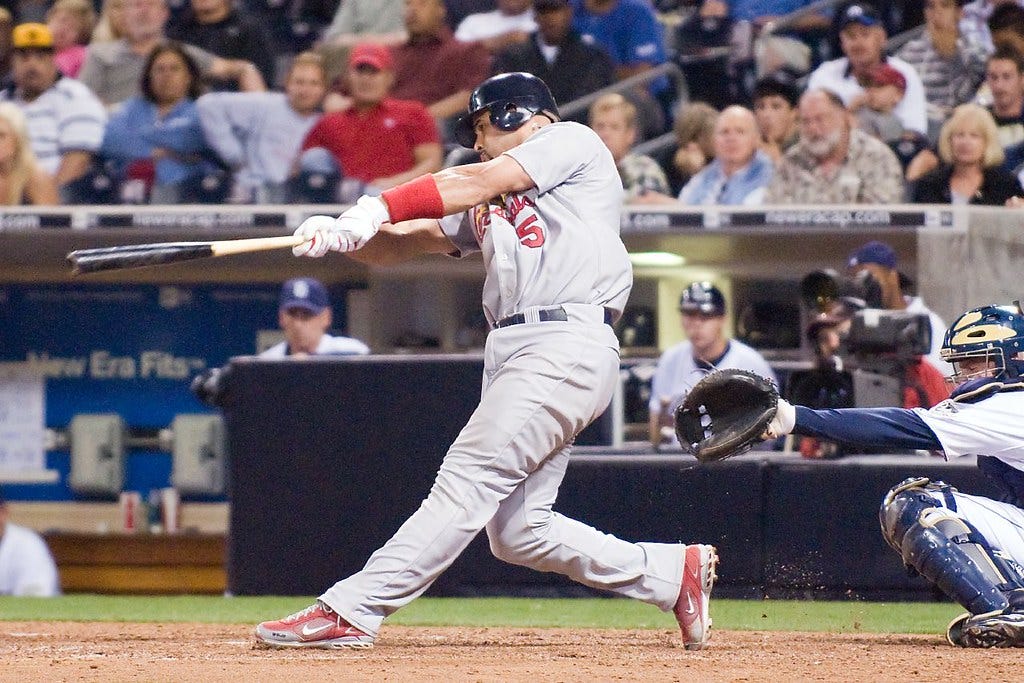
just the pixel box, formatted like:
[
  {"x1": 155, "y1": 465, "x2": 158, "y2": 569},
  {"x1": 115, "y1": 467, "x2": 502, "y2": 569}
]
[
  {"x1": 764, "y1": 398, "x2": 796, "y2": 439},
  {"x1": 292, "y1": 195, "x2": 391, "y2": 257}
]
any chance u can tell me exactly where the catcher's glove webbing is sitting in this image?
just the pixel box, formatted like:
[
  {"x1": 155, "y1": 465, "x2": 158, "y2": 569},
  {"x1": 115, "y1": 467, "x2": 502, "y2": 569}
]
[{"x1": 674, "y1": 369, "x2": 779, "y2": 463}]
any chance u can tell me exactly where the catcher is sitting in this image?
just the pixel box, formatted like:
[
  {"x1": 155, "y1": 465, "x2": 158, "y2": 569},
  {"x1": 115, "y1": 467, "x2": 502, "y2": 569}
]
[{"x1": 677, "y1": 303, "x2": 1024, "y2": 648}]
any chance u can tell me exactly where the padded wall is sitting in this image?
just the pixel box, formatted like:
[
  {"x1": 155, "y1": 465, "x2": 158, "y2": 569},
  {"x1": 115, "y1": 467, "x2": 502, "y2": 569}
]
[{"x1": 226, "y1": 358, "x2": 998, "y2": 601}]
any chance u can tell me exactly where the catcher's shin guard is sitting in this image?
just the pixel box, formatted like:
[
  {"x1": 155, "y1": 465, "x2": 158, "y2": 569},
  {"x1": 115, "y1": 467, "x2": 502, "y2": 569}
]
[{"x1": 880, "y1": 479, "x2": 1023, "y2": 615}]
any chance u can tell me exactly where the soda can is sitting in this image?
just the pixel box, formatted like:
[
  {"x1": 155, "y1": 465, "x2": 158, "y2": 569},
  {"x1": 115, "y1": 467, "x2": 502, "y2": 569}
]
[
  {"x1": 160, "y1": 487, "x2": 181, "y2": 534},
  {"x1": 119, "y1": 491, "x2": 141, "y2": 532}
]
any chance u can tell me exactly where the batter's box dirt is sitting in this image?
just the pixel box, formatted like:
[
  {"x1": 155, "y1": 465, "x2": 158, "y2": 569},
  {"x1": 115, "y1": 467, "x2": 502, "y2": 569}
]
[{"x1": 0, "y1": 622, "x2": 1019, "y2": 682}]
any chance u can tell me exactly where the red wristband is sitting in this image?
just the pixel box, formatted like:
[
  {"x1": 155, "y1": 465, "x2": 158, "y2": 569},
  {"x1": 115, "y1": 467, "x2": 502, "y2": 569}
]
[{"x1": 381, "y1": 174, "x2": 445, "y2": 223}]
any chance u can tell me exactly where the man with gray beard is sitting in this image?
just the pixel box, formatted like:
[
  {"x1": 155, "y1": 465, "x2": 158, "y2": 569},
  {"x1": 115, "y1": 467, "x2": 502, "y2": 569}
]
[{"x1": 765, "y1": 88, "x2": 905, "y2": 203}]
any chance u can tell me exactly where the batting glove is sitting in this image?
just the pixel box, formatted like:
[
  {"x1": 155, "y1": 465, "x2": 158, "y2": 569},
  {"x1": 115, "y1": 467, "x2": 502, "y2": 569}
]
[
  {"x1": 764, "y1": 398, "x2": 796, "y2": 439},
  {"x1": 292, "y1": 195, "x2": 391, "y2": 257}
]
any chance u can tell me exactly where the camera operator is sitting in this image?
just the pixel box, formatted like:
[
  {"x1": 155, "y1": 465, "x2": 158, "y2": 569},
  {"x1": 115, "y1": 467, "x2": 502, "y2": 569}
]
[
  {"x1": 791, "y1": 241, "x2": 952, "y2": 457},
  {"x1": 789, "y1": 304, "x2": 855, "y2": 458},
  {"x1": 790, "y1": 298, "x2": 949, "y2": 457},
  {"x1": 845, "y1": 240, "x2": 952, "y2": 376}
]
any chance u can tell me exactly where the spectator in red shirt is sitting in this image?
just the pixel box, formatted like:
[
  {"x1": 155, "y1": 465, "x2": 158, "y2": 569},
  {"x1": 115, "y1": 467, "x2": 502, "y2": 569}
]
[
  {"x1": 389, "y1": 0, "x2": 491, "y2": 130},
  {"x1": 299, "y1": 42, "x2": 443, "y2": 199}
]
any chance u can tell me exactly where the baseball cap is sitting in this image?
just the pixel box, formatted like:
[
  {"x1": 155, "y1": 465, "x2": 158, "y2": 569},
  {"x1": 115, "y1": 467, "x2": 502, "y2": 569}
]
[
  {"x1": 349, "y1": 43, "x2": 393, "y2": 71},
  {"x1": 836, "y1": 3, "x2": 882, "y2": 32},
  {"x1": 12, "y1": 22, "x2": 54, "y2": 50},
  {"x1": 279, "y1": 277, "x2": 330, "y2": 314},
  {"x1": 847, "y1": 240, "x2": 897, "y2": 270},
  {"x1": 679, "y1": 281, "x2": 726, "y2": 316},
  {"x1": 864, "y1": 63, "x2": 906, "y2": 91}
]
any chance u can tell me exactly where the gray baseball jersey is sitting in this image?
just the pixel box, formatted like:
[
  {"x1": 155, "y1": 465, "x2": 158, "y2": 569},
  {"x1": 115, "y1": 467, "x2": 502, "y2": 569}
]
[
  {"x1": 440, "y1": 121, "x2": 632, "y2": 326},
  {"x1": 319, "y1": 119, "x2": 690, "y2": 636}
]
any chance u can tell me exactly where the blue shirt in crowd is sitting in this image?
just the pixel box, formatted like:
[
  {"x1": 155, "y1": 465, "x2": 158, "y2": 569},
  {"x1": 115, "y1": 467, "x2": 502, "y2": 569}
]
[
  {"x1": 100, "y1": 97, "x2": 215, "y2": 186},
  {"x1": 570, "y1": 0, "x2": 666, "y2": 68},
  {"x1": 678, "y1": 149, "x2": 774, "y2": 206}
]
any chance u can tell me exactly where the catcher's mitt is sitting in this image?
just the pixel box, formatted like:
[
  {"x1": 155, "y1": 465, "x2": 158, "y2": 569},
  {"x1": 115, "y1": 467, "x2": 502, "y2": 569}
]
[{"x1": 674, "y1": 369, "x2": 779, "y2": 463}]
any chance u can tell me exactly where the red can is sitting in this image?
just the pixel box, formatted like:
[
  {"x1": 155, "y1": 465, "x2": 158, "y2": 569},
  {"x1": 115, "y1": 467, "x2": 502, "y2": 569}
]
[{"x1": 119, "y1": 491, "x2": 141, "y2": 532}]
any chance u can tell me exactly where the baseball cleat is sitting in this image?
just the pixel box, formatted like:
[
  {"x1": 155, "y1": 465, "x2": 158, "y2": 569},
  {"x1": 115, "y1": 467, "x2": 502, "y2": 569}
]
[
  {"x1": 957, "y1": 610, "x2": 1024, "y2": 648},
  {"x1": 255, "y1": 601, "x2": 374, "y2": 649},
  {"x1": 945, "y1": 612, "x2": 970, "y2": 647},
  {"x1": 674, "y1": 543, "x2": 718, "y2": 650}
]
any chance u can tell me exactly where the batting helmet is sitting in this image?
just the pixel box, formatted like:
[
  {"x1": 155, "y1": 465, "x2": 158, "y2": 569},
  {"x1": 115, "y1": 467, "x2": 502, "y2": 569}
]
[
  {"x1": 941, "y1": 303, "x2": 1024, "y2": 383},
  {"x1": 454, "y1": 72, "x2": 560, "y2": 149},
  {"x1": 679, "y1": 282, "x2": 726, "y2": 316}
]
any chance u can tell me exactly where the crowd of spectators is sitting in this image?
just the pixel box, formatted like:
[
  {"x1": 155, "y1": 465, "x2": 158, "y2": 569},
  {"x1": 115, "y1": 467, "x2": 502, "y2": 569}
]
[{"x1": 0, "y1": 0, "x2": 1023, "y2": 207}]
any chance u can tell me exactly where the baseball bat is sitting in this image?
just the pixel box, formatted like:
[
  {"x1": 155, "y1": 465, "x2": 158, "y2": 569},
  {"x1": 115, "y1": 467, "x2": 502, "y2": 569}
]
[{"x1": 67, "y1": 234, "x2": 305, "y2": 274}]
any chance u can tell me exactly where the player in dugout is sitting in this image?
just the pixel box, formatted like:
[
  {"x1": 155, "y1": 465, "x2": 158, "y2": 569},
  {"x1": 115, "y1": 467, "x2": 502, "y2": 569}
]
[
  {"x1": 253, "y1": 71, "x2": 719, "y2": 651},
  {"x1": 190, "y1": 277, "x2": 368, "y2": 406},
  {"x1": 764, "y1": 301, "x2": 1024, "y2": 648}
]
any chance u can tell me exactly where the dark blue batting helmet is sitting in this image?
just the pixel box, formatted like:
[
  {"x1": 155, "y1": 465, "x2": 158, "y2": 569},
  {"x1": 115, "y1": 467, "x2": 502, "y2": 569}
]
[
  {"x1": 454, "y1": 72, "x2": 560, "y2": 149},
  {"x1": 679, "y1": 282, "x2": 726, "y2": 316}
]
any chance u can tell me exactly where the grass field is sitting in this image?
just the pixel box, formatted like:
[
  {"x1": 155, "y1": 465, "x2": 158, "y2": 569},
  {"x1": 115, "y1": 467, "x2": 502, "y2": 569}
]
[{"x1": 0, "y1": 596, "x2": 964, "y2": 634}]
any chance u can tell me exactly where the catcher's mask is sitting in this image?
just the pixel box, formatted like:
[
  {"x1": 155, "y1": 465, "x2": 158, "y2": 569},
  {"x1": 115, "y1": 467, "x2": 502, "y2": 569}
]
[
  {"x1": 941, "y1": 302, "x2": 1024, "y2": 384},
  {"x1": 454, "y1": 72, "x2": 560, "y2": 149}
]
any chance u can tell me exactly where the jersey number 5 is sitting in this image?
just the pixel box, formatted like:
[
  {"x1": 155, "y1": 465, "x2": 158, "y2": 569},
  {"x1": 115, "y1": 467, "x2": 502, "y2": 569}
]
[{"x1": 516, "y1": 214, "x2": 544, "y2": 248}]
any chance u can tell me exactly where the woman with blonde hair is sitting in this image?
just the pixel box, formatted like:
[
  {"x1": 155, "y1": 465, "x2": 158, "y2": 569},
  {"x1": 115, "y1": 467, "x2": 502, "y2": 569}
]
[
  {"x1": 911, "y1": 103, "x2": 1023, "y2": 205},
  {"x1": 48, "y1": 0, "x2": 98, "y2": 77},
  {"x1": 0, "y1": 103, "x2": 58, "y2": 205},
  {"x1": 91, "y1": 0, "x2": 126, "y2": 43}
]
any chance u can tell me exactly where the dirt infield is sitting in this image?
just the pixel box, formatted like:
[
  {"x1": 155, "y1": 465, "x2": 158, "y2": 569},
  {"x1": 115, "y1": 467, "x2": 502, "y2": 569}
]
[{"x1": 2, "y1": 622, "x2": 1019, "y2": 682}]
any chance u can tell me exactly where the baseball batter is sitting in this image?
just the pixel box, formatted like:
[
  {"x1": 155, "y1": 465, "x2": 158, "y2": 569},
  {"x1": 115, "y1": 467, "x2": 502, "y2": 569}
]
[
  {"x1": 255, "y1": 72, "x2": 718, "y2": 650},
  {"x1": 765, "y1": 303, "x2": 1024, "y2": 648}
]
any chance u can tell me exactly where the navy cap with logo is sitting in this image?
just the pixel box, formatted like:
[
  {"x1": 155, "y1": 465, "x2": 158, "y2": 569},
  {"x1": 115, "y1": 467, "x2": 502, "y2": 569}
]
[
  {"x1": 679, "y1": 281, "x2": 726, "y2": 316},
  {"x1": 847, "y1": 240, "x2": 897, "y2": 270},
  {"x1": 836, "y1": 3, "x2": 882, "y2": 32},
  {"x1": 279, "y1": 277, "x2": 330, "y2": 314}
]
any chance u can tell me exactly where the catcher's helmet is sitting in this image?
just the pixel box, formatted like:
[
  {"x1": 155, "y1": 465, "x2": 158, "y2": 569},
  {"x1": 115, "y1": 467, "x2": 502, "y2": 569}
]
[
  {"x1": 454, "y1": 72, "x2": 559, "y2": 148},
  {"x1": 941, "y1": 303, "x2": 1024, "y2": 383},
  {"x1": 679, "y1": 282, "x2": 726, "y2": 316}
]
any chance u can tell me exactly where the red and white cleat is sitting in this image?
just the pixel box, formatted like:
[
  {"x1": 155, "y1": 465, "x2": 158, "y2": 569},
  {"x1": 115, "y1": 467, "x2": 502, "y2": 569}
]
[
  {"x1": 673, "y1": 544, "x2": 718, "y2": 650},
  {"x1": 255, "y1": 601, "x2": 374, "y2": 649}
]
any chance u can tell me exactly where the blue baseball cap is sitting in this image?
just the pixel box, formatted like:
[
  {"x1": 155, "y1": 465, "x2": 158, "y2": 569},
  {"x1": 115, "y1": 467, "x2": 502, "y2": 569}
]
[
  {"x1": 836, "y1": 3, "x2": 882, "y2": 32},
  {"x1": 279, "y1": 277, "x2": 330, "y2": 314},
  {"x1": 847, "y1": 240, "x2": 897, "y2": 270}
]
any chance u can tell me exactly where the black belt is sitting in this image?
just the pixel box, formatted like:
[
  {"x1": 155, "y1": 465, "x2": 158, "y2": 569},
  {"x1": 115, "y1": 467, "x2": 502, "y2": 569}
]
[{"x1": 494, "y1": 306, "x2": 614, "y2": 329}]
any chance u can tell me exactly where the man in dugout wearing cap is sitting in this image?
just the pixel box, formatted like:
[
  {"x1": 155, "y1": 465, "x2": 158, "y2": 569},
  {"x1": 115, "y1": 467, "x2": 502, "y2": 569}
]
[
  {"x1": 648, "y1": 281, "x2": 776, "y2": 449},
  {"x1": 191, "y1": 277, "x2": 369, "y2": 406}
]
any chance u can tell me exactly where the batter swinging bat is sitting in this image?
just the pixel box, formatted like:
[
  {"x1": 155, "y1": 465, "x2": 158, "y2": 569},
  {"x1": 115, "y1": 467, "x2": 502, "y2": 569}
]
[{"x1": 67, "y1": 234, "x2": 305, "y2": 274}]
